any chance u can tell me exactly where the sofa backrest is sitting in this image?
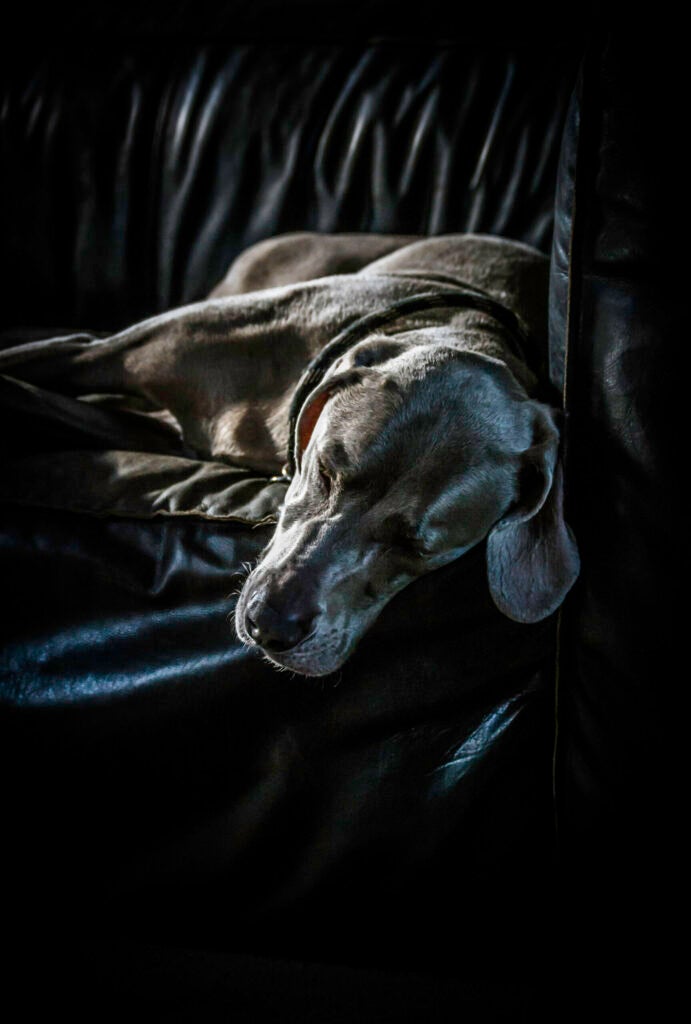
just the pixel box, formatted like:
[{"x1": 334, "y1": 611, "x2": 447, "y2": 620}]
[
  {"x1": 549, "y1": 35, "x2": 684, "y2": 987},
  {"x1": 1, "y1": 25, "x2": 580, "y2": 329}
]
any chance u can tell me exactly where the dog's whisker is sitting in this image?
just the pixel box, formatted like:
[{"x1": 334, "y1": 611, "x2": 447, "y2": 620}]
[{"x1": 261, "y1": 652, "x2": 292, "y2": 673}]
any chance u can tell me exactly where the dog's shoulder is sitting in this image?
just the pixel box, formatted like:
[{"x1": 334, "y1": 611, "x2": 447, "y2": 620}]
[{"x1": 360, "y1": 233, "x2": 549, "y2": 347}]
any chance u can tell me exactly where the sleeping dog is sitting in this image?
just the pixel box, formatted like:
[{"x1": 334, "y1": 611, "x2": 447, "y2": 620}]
[
  {"x1": 226, "y1": 233, "x2": 579, "y2": 676},
  {"x1": 1, "y1": 232, "x2": 579, "y2": 676}
]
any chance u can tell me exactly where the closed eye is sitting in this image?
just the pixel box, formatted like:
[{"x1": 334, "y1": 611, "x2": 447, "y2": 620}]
[
  {"x1": 390, "y1": 536, "x2": 433, "y2": 560},
  {"x1": 316, "y1": 458, "x2": 333, "y2": 496},
  {"x1": 408, "y1": 543, "x2": 432, "y2": 559}
]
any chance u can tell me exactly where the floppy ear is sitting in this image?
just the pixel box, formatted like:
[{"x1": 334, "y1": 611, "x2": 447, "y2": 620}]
[
  {"x1": 486, "y1": 406, "x2": 580, "y2": 623},
  {"x1": 295, "y1": 385, "x2": 334, "y2": 468},
  {"x1": 293, "y1": 368, "x2": 367, "y2": 472}
]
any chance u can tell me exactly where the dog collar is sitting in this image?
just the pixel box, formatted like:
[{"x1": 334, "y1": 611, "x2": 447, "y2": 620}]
[{"x1": 285, "y1": 279, "x2": 535, "y2": 480}]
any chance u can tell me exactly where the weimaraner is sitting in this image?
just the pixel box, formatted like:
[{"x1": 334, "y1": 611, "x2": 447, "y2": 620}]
[
  {"x1": 225, "y1": 232, "x2": 579, "y2": 675},
  {"x1": 2, "y1": 232, "x2": 579, "y2": 676}
]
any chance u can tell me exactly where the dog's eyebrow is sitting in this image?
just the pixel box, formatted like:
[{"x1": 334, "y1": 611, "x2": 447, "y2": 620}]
[{"x1": 320, "y1": 440, "x2": 350, "y2": 471}]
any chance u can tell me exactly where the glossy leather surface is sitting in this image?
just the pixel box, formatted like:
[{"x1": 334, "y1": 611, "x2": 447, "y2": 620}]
[
  {"x1": 550, "y1": 36, "x2": 684, "y2": 994},
  {"x1": 1, "y1": 42, "x2": 577, "y2": 330},
  {"x1": 1, "y1": 21, "x2": 581, "y2": 991},
  {"x1": 2, "y1": 507, "x2": 555, "y2": 974}
]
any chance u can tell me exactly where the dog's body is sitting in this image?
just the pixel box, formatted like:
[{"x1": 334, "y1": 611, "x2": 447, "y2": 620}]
[
  {"x1": 1, "y1": 232, "x2": 579, "y2": 676},
  {"x1": 223, "y1": 234, "x2": 578, "y2": 675}
]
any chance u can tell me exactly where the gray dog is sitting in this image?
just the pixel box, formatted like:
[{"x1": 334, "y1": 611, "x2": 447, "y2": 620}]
[
  {"x1": 2, "y1": 232, "x2": 579, "y2": 677},
  {"x1": 223, "y1": 232, "x2": 579, "y2": 676}
]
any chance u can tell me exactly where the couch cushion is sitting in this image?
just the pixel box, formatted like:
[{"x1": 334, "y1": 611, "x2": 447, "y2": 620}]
[
  {"x1": 0, "y1": 27, "x2": 579, "y2": 986},
  {"x1": 549, "y1": 35, "x2": 684, "y2": 1000}
]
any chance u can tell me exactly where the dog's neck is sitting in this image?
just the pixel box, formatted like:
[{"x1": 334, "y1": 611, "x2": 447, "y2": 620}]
[{"x1": 282, "y1": 282, "x2": 544, "y2": 479}]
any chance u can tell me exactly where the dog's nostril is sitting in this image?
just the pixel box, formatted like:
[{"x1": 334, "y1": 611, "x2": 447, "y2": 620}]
[
  {"x1": 245, "y1": 605, "x2": 313, "y2": 653},
  {"x1": 246, "y1": 614, "x2": 263, "y2": 644}
]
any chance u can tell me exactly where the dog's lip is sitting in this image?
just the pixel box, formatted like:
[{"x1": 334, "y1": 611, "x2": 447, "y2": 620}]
[
  {"x1": 253, "y1": 628, "x2": 318, "y2": 658},
  {"x1": 253, "y1": 627, "x2": 352, "y2": 677},
  {"x1": 260, "y1": 648, "x2": 345, "y2": 678}
]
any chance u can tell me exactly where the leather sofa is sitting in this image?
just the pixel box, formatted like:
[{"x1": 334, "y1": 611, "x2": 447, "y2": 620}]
[{"x1": 1, "y1": 6, "x2": 679, "y2": 1018}]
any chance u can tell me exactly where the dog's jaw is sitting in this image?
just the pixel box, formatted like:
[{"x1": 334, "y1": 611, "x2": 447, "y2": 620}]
[
  {"x1": 234, "y1": 575, "x2": 383, "y2": 677},
  {"x1": 254, "y1": 621, "x2": 350, "y2": 677}
]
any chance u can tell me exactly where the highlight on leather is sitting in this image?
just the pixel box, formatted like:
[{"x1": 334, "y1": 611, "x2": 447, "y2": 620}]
[{"x1": 0, "y1": 44, "x2": 579, "y2": 329}]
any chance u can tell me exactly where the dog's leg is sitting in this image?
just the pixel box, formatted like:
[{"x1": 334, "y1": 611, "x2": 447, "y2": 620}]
[
  {"x1": 0, "y1": 298, "x2": 307, "y2": 471},
  {"x1": 0, "y1": 271, "x2": 429, "y2": 472},
  {"x1": 207, "y1": 232, "x2": 421, "y2": 298}
]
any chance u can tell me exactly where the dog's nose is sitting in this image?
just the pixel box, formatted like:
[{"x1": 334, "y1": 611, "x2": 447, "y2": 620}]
[{"x1": 245, "y1": 596, "x2": 313, "y2": 653}]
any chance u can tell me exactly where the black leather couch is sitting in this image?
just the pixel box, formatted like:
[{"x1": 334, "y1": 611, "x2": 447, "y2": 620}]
[{"x1": 1, "y1": 6, "x2": 681, "y2": 1019}]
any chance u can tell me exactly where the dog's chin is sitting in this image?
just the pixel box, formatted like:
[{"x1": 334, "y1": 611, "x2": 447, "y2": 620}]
[
  {"x1": 258, "y1": 645, "x2": 350, "y2": 678},
  {"x1": 252, "y1": 622, "x2": 358, "y2": 678}
]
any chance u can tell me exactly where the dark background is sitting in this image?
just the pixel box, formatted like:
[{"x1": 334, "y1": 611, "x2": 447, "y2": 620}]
[{"x1": 1, "y1": 4, "x2": 682, "y2": 1019}]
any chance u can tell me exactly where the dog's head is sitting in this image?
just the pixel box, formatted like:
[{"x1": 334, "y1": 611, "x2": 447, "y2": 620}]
[{"x1": 234, "y1": 335, "x2": 579, "y2": 676}]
